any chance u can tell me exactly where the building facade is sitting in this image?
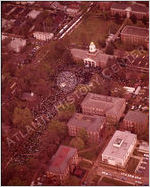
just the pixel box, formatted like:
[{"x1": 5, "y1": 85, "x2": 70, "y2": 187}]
[
  {"x1": 67, "y1": 113, "x2": 106, "y2": 143},
  {"x1": 123, "y1": 110, "x2": 148, "y2": 135},
  {"x1": 98, "y1": 2, "x2": 113, "y2": 11},
  {"x1": 111, "y1": 3, "x2": 149, "y2": 19},
  {"x1": 33, "y1": 32, "x2": 54, "y2": 41},
  {"x1": 71, "y1": 42, "x2": 115, "y2": 68},
  {"x1": 81, "y1": 93, "x2": 126, "y2": 123},
  {"x1": 121, "y1": 26, "x2": 149, "y2": 48},
  {"x1": 47, "y1": 145, "x2": 78, "y2": 183},
  {"x1": 102, "y1": 130, "x2": 137, "y2": 167}
]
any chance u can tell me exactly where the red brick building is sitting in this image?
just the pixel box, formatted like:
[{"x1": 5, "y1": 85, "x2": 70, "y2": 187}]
[
  {"x1": 47, "y1": 145, "x2": 78, "y2": 183},
  {"x1": 123, "y1": 110, "x2": 148, "y2": 135},
  {"x1": 111, "y1": 3, "x2": 149, "y2": 19},
  {"x1": 67, "y1": 113, "x2": 106, "y2": 143},
  {"x1": 121, "y1": 25, "x2": 149, "y2": 48},
  {"x1": 98, "y1": 2, "x2": 113, "y2": 11},
  {"x1": 81, "y1": 93, "x2": 126, "y2": 123}
]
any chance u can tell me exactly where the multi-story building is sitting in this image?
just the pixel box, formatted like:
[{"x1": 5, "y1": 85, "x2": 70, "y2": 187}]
[
  {"x1": 71, "y1": 42, "x2": 115, "y2": 68},
  {"x1": 102, "y1": 130, "x2": 137, "y2": 167},
  {"x1": 123, "y1": 110, "x2": 148, "y2": 135},
  {"x1": 121, "y1": 26, "x2": 149, "y2": 48},
  {"x1": 81, "y1": 93, "x2": 126, "y2": 123},
  {"x1": 98, "y1": 2, "x2": 113, "y2": 11},
  {"x1": 47, "y1": 145, "x2": 78, "y2": 183},
  {"x1": 33, "y1": 32, "x2": 54, "y2": 41},
  {"x1": 67, "y1": 113, "x2": 106, "y2": 143},
  {"x1": 111, "y1": 3, "x2": 149, "y2": 19}
]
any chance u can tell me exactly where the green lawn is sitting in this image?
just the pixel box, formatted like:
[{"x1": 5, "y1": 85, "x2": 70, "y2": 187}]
[
  {"x1": 126, "y1": 157, "x2": 139, "y2": 174},
  {"x1": 65, "y1": 16, "x2": 121, "y2": 47},
  {"x1": 99, "y1": 177, "x2": 133, "y2": 186}
]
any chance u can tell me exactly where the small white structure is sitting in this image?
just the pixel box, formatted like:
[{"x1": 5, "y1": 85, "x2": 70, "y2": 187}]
[
  {"x1": 89, "y1": 42, "x2": 97, "y2": 53},
  {"x1": 102, "y1": 130, "x2": 137, "y2": 167},
  {"x1": 123, "y1": 86, "x2": 135, "y2": 94},
  {"x1": 33, "y1": 32, "x2": 54, "y2": 41},
  {"x1": 134, "y1": 86, "x2": 141, "y2": 95},
  {"x1": 2, "y1": 34, "x2": 7, "y2": 41},
  {"x1": 16, "y1": 1, "x2": 35, "y2": 5},
  {"x1": 2, "y1": 19, "x2": 14, "y2": 29},
  {"x1": 66, "y1": 8, "x2": 79, "y2": 16},
  {"x1": 125, "y1": 7, "x2": 132, "y2": 18},
  {"x1": 9, "y1": 38, "x2": 26, "y2": 53},
  {"x1": 31, "y1": 92, "x2": 34, "y2": 96},
  {"x1": 27, "y1": 10, "x2": 41, "y2": 19}
]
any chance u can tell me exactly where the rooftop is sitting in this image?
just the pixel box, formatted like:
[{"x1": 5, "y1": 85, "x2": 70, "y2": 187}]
[
  {"x1": 21, "y1": 92, "x2": 37, "y2": 102},
  {"x1": 27, "y1": 10, "x2": 41, "y2": 19},
  {"x1": 111, "y1": 3, "x2": 149, "y2": 13},
  {"x1": 124, "y1": 110, "x2": 148, "y2": 125},
  {"x1": 121, "y1": 25, "x2": 149, "y2": 37},
  {"x1": 81, "y1": 93, "x2": 125, "y2": 115},
  {"x1": 9, "y1": 38, "x2": 26, "y2": 53},
  {"x1": 102, "y1": 130, "x2": 137, "y2": 159},
  {"x1": 71, "y1": 48, "x2": 114, "y2": 68},
  {"x1": 67, "y1": 113, "x2": 106, "y2": 132},
  {"x1": 48, "y1": 145, "x2": 77, "y2": 174}
]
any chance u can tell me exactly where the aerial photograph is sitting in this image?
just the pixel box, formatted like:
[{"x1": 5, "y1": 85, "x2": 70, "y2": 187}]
[{"x1": 1, "y1": 1, "x2": 149, "y2": 186}]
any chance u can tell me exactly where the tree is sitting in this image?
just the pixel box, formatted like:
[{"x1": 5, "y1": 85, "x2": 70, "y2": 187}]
[
  {"x1": 64, "y1": 175, "x2": 80, "y2": 186},
  {"x1": 115, "y1": 13, "x2": 121, "y2": 24},
  {"x1": 40, "y1": 129, "x2": 60, "y2": 146},
  {"x1": 7, "y1": 177, "x2": 28, "y2": 186},
  {"x1": 102, "y1": 11, "x2": 110, "y2": 21},
  {"x1": 80, "y1": 32, "x2": 88, "y2": 46},
  {"x1": 77, "y1": 128, "x2": 88, "y2": 144},
  {"x1": 142, "y1": 16, "x2": 148, "y2": 25},
  {"x1": 12, "y1": 107, "x2": 33, "y2": 128},
  {"x1": 62, "y1": 49, "x2": 74, "y2": 65},
  {"x1": 32, "y1": 78, "x2": 49, "y2": 97},
  {"x1": 105, "y1": 42, "x2": 114, "y2": 55},
  {"x1": 98, "y1": 39, "x2": 106, "y2": 48},
  {"x1": 57, "y1": 103, "x2": 76, "y2": 121},
  {"x1": 70, "y1": 137, "x2": 85, "y2": 150},
  {"x1": 48, "y1": 120, "x2": 68, "y2": 139},
  {"x1": 130, "y1": 14, "x2": 137, "y2": 24},
  {"x1": 124, "y1": 18, "x2": 133, "y2": 26},
  {"x1": 111, "y1": 86, "x2": 126, "y2": 98},
  {"x1": 54, "y1": 41, "x2": 66, "y2": 58}
]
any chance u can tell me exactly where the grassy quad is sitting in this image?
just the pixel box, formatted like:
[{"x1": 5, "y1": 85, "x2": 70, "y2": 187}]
[{"x1": 65, "y1": 16, "x2": 121, "y2": 47}]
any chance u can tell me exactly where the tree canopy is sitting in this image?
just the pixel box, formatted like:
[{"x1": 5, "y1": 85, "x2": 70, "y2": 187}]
[
  {"x1": 69, "y1": 137, "x2": 85, "y2": 150},
  {"x1": 12, "y1": 107, "x2": 33, "y2": 128},
  {"x1": 48, "y1": 120, "x2": 68, "y2": 139},
  {"x1": 57, "y1": 103, "x2": 76, "y2": 121},
  {"x1": 77, "y1": 128, "x2": 88, "y2": 144}
]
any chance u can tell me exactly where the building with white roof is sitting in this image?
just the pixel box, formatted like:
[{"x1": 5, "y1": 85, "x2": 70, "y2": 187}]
[
  {"x1": 27, "y1": 10, "x2": 41, "y2": 19},
  {"x1": 33, "y1": 32, "x2": 54, "y2": 41},
  {"x1": 9, "y1": 38, "x2": 26, "y2": 53},
  {"x1": 102, "y1": 130, "x2": 137, "y2": 167}
]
